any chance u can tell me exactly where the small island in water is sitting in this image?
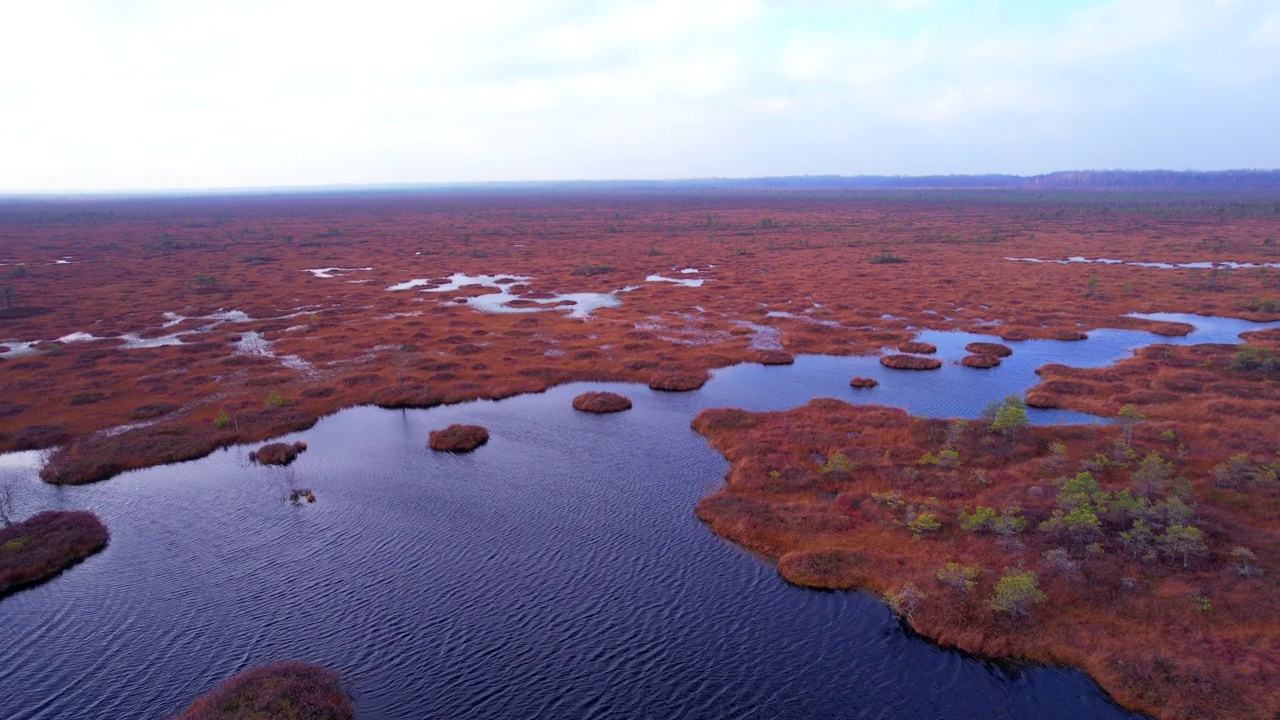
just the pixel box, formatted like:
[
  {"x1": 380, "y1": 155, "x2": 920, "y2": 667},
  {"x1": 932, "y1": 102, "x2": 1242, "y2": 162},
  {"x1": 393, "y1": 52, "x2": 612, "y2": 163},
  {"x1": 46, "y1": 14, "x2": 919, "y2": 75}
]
[{"x1": 1, "y1": 510, "x2": 109, "y2": 599}]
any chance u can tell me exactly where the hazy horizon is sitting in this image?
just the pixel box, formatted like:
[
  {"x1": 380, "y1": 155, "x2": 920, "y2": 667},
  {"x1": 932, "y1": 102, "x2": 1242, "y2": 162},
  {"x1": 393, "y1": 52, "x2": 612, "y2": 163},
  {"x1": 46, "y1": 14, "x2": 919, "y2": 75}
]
[{"x1": 3, "y1": 0, "x2": 1278, "y2": 193}]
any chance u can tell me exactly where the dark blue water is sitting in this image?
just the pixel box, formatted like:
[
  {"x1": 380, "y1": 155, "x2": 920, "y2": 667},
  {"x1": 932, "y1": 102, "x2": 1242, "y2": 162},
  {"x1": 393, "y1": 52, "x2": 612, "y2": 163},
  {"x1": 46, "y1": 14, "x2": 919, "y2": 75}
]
[{"x1": 1, "y1": 314, "x2": 1274, "y2": 720}]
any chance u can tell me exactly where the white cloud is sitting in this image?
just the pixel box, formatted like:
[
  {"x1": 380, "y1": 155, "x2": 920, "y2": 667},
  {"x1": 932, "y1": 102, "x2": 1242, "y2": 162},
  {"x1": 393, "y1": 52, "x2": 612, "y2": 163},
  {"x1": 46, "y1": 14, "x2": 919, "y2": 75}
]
[{"x1": 0, "y1": 0, "x2": 1276, "y2": 189}]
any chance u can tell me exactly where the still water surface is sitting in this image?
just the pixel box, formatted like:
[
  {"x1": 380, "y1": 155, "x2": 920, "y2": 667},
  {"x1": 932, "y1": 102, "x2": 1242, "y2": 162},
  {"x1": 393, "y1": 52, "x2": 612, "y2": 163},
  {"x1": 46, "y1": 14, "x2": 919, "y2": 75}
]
[{"x1": 2, "y1": 313, "x2": 1276, "y2": 719}]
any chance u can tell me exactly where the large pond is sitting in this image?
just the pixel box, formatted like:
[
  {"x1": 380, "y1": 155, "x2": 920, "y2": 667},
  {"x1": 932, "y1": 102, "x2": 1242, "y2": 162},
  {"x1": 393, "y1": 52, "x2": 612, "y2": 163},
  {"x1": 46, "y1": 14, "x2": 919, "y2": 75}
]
[{"x1": 2, "y1": 313, "x2": 1276, "y2": 719}]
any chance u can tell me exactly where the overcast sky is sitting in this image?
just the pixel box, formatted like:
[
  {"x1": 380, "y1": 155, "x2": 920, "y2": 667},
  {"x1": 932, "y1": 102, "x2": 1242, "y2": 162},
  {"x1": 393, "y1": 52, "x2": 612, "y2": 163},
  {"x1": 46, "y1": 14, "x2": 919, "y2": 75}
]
[{"x1": 1, "y1": 0, "x2": 1277, "y2": 191}]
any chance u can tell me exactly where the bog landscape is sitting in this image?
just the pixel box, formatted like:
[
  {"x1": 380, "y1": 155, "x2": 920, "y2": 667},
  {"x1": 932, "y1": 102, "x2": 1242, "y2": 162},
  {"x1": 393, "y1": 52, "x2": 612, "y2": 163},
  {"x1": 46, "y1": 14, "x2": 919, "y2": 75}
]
[{"x1": 2, "y1": 176, "x2": 1279, "y2": 719}]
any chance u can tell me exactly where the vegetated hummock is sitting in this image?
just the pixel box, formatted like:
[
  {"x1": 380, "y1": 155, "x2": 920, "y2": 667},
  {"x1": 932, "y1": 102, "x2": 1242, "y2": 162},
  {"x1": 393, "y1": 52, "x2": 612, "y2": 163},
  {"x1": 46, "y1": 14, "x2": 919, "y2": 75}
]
[
  {"x1": 648, "y1": 372, "x2": 709, "y2": 391},
  {"x1": 692, "y1": 337, "x2": 1280, "y2": 720},
  {"x1": 572, "y1": 391, "x2": 633, "y2": 413},
  {"x1": 750, "y1": 349, "x2": 795, "y2": 365},
  {"x1": 898, "y1": 341, "x2": 937, "y2": 354},
  {"x1": 849, "y1": 376, "x2": 879, "y2": 388},
  {"x1": 3, "y1": 191, "x2": 1275, "y2": 484},
  {"x1": 174, "y1": 661, "x2": 353, "y2": 720},
  {"x1": 961, "y1": 353, "x2": 1002, "y2": 369},
  {"x1": 965, "y1": 341, "x2": 1013, "y2": 357},
  {"x1": 249, "y1": 440, "x2": 307, "y2": 465},
  {"x1": 1, "y1": 510, "x2": 109, "y2": 598},
  {"x1": 880, "y1": 354, "x2": 943, "y2": 370},
  {"x1": 428, "y1": 423, "x2": 489, "y2": 452}
]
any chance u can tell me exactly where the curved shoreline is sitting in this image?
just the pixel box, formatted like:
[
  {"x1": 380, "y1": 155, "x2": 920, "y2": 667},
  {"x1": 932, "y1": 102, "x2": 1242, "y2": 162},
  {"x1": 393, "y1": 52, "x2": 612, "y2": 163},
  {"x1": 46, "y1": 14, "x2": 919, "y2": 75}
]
[{"x1": 692, "y1": 332, "x2": 1280, "y2": 720}]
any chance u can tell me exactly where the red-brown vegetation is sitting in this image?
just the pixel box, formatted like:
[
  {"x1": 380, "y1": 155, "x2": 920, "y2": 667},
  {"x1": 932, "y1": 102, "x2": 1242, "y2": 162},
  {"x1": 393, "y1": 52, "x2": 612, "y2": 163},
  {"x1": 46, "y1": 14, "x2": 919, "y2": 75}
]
[
  {"x1": 880, "y1": 354, "x2": 943, "y2": 370},
  {"x1": 1, "y1": 191, "x2": 1276, "y2": 484},
  {"x1": 693, "y1": 365, "x2": 1280, "y2": 719},
  {"x1": 572, "y1": 391, "x2": 633, "y2": 413},
  {"x1": 174, "y1": 660, "x2": 352, "y2": 720},
  {"x1": 961, "y1": 353, "x2": 1001, "y2": 369},
  {"x1": 750, "y1": 349, "x2": 795, "y2": 365},
  {"x1": 648, "y1": 372, "x2": 708, "y2": 391},
  {"x1": 898, "y1": 341, "x2": 937, "y2": 354},
  {"x1": 849, "y1": 376, "x2": 879, "y2": 388},
  {"x1": 249, "y1": 440, "x2": 308, "y2": 466},
  {"x1": 428, "y1": 424, "x2": 489, "y2": 452},
  {"x1": 1, "y1": 510, "x2": 109, "y2": 598},
  {"x1": 965, "y1": 341, "x2": 1012, "y2": 357}
]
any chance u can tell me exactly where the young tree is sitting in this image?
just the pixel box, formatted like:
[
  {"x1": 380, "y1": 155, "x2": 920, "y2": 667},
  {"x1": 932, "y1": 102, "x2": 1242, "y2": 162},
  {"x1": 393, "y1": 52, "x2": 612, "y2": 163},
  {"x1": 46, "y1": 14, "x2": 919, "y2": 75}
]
[
  {"x1": 1116, "y1": 404, "x2": 1143, "y2": 446},
  {"x1": 1119, "y1": 519, "x2": 1157, "y2": 562},
  {"x1": 936, "y1": 563, "x2": 978, "y2": 593},
  {"x1": 1231, "y1": 546, "x2": 1263, "y2": 577},
  {"x1": 988, "y1": 570, "x2": 1047, "y2": 619},
  {"x1": 889, "y1": 582, "x2": 925, "y2": 622},
  {"x1": 0, "y1": 481, "x2": 13, "y2": 526},
  {"x1": 1157, "y1": 524, "x2": 1207, "y2": 569},
  {"x1": 1131, "y1": 451, "x2": 1174, "y2": 498},
  {"x1": 990, "y1": 395, "x2": 1029, "y2": 434},
  {"x1": 1040, "y1": 505, "x2": 1103, "y2": 548}
]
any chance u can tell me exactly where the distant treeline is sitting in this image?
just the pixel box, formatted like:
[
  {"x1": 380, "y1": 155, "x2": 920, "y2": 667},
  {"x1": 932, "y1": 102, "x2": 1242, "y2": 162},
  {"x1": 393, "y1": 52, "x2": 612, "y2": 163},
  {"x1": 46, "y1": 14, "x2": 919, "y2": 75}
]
[{"x1": 672, "y1": 170, "x2": 1280, "y2": 191}]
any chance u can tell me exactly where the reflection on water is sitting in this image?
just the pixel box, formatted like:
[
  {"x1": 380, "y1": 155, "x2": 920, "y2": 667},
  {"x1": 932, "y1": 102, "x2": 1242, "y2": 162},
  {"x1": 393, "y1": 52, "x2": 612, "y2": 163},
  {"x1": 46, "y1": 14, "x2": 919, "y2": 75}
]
[{"x1": 5, "y1": 314, "x2": 1276, "y2": 720}]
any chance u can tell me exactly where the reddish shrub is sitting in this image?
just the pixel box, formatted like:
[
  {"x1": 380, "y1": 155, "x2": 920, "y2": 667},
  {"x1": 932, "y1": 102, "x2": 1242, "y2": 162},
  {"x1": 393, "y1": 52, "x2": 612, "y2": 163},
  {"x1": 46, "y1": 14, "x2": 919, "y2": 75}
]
[
  {"x1": 428, "y1": 424, "x2": 489, "y2": 452},
  {"x1": 849, "y1": 376, "x2": 879, "y2": 388},
  {"x1": 572, "y1": 391, "x2": 633, "y2": 413},
  {"x1": 175, "y1": 660, "x2": 353, "y2": 720},
  {"x1": 1, "y1": 510, "x2": 109, "y2": 598}
]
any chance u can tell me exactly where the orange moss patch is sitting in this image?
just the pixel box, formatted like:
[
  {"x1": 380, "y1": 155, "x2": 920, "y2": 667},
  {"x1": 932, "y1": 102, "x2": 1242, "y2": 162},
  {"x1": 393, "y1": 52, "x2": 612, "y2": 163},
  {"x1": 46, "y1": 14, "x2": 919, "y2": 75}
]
[
  {"x1": 849, "y1": 376, "x2": 879, "y2": 388},
  {"x1": 249, "y1": 440, "x2": 308, "y2": 466},
  {"x1": 898, "y1": 341, "x2": 937, "y2": 354},
  {"x1": 1, "y1": 510, "x2": 109, "y2": 598},
  {"x1": 965, "y1": 341, "x2": 1013, "y2": 357},
  {"x1": 428, "y1": 424, "x2": 489, "y2": 452},
  {"x1": 175, "y1": 661, "x2": 352, "y2": 720},
  {"x1": 961, "y1": 354, "x2": 1002, "y2": 369},
  {"x1": 880, "y1": 354, "x2": 942, "y2": 370},
  {"x1": 572, "y1": 391, "x2": 633, "y2": 413},
  {"x1": 693, "y1": 371, "x2": 1280, "y2": 719}
]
